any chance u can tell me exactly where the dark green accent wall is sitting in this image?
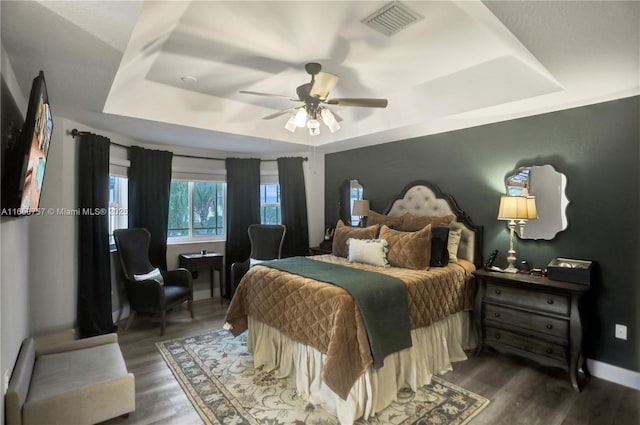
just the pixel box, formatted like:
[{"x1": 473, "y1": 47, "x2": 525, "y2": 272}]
[{"x1": 325, "y1": 96, "x2": 639, "y2": 372}]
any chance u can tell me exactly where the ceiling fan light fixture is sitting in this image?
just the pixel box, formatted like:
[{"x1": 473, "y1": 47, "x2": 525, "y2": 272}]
[
  {"x1": 284, "y1": 114, "x2": 297, "y2": 132},
  {"x1": 321, "y1": 108, "x2": 340, "y2": 133},
  {"x1": 241, "y1": 63, "x2": 387, "y2": 136},
  {"x1": 307, "y1": 119, "x2": 320, "y2": 136},
  {"x1": 294, "y1": 108, "x2": 307, "y2": 127}
]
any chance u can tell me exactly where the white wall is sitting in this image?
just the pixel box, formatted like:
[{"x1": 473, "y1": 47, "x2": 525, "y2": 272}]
[
  {"x1": 0, "y1": 46, "x2": 31, "y2": 420},
  {"x1": 28, "y1": 118, "x2": 77, "y2": 334},
  {"x1": 0, "y1": 218, "x2": 30, "y2": 403}
]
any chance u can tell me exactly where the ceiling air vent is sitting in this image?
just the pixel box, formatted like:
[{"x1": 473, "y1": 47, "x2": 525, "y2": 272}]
[{"x1": 361, "y1": 1, "x2": 424, "y2": 37}]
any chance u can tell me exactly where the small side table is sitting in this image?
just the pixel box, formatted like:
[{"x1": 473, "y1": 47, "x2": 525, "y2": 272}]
[{"x1": 179, "y1": 253, "x2": 224, "y2": 299}]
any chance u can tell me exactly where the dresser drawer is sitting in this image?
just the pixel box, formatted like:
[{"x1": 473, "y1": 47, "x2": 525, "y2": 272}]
[
  {"x1": 485, "y1": 283, "x2": 570, "y2": 316},
  {"x1": 484, "y1": 326, "x2": 567, "y2": 362},
  {"x1": 484, "y1": 303, "x2": 569, "y2": 339}
]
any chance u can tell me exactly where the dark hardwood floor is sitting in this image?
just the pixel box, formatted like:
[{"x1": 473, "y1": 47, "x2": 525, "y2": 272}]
[{"x1": 104, "y1": 298, "x2": 639, "y2": 425}]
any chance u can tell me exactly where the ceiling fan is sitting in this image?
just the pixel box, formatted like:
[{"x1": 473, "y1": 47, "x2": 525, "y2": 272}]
[{"x1": 240, "y1": 62, "x2": 388, "y2": 136}]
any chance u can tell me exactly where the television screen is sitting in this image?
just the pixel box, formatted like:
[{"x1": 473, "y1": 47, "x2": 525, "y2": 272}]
[{"x1": 1, "y1": 71, "x2": 53, "y2": 216}]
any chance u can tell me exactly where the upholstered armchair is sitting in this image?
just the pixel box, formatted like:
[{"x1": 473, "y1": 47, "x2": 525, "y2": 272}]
[
  {"x1": 113, "y1": 228, "x2": 194, "y2": 335},
  {"x1": 231, "y1": 224, "x2": 286, "y2": 295}
]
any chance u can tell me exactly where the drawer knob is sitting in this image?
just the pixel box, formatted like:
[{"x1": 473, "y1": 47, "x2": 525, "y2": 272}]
[
  {"x1": 547, "y1": 299, "x2": 554, "y2": 305},
  {"x1": 495, "y1": 289, "x2": 502, "y2": 295},
  {"x1": 546, "y1": 324, "x2": 553, "y2": 330},
  {"x1": 494, "y1": 312, "x2": 501, "y2": 318},
  {"x1": 495, "y1": 334, "x2": 501, "y2": 340}
]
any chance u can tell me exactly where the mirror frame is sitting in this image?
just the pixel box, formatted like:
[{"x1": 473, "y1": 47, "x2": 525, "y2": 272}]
[
  {"x1": 506, "y1": 164, "x2": 569, "y2": 240},
  {"x1": 339, "y1": 179, "x2": 363, "y2": 226}
]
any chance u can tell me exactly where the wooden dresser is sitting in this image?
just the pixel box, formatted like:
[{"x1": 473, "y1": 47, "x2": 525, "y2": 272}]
[{"x1": 472, "y1": 269, "x2": 590, "y2": 391}]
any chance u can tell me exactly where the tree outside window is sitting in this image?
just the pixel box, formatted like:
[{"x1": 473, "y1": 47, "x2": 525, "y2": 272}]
[
  {"x1": 168, "y1": 180, "x2": 225, "y2": 239},
  {"x1": 260, "y1": 184, "x2": 281, "y2": 224}
]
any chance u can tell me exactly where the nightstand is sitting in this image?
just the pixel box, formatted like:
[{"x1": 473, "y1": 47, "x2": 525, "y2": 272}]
[{"x1": 472, "y1": 269, "x2": 590, "y2": 391}]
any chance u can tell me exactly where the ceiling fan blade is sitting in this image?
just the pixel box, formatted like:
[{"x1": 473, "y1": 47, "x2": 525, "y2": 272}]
[
  {"x1": 240, "y1": 90, "x2": 299, "y2": 101},
  {"x1": 326, "y1": 98, "x2": 388, "y2": 108},
  {"x1": 262, "y1": 107, "x2": 298, "y2": 120},
  {"x1": 309, "y1": 72, "x2": 339, "y2": 100}
]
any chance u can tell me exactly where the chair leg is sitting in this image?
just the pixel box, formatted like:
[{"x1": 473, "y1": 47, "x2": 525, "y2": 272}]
[
  {"x1": 160, "y1": 310, "x2": 166, "y2": 336},
  {"x1": 189, "y1": 299, "x2": 195, "y2": 318},
  {"x1": 125, "y1": 311, "x2": 136, "y2": 330}
]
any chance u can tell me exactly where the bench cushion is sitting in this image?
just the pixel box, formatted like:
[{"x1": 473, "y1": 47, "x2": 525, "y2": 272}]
[{"x1": 28, "y1": 343, "x2": 128, "y2": 403}]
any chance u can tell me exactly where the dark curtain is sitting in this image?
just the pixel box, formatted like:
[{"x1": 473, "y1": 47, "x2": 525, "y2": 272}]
[
  {"x1": 278, "y1": 157, "x2": 310, "y2": 257},
  {"x1": 225, "y1": 158, "x2": 260, "y2": 297},
  {"x1": 128, "y1": 146, "x2": 173, "y2": 270},
  {"x1": 77, "y1": 133, "x2": 116, "y2": 337}
]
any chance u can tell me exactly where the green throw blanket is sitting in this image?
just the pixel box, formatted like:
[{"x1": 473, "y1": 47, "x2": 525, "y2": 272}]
[{"x1": 259, "y1": 257, "x2": 412, "y2": 368}]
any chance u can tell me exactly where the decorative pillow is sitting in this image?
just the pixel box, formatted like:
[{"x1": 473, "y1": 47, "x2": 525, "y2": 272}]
[
  {"x1": 366, "y1": 210, "x2": 403, "y2": 228},
  {"x1": 332, "y1": 220, "x2": 379, "y2": 258},
  {"x1": 447, "y1": 228, "x2": 463, "y2": 263},
  {"x1": 397, "y1": 213, "x2": 455, "y2": 231},
  {"x1": 430, "y1": 227, "x2": 450, "y2": 267},
  {"x1": 347, "y1": 238, "x2": 389, "y2": 267},
  {"x1": 379, "y1": 224, "x2": 432, "y2": 270},
  {"x1": 133, "y1": 268, "x2": 164, "y2": 285}
]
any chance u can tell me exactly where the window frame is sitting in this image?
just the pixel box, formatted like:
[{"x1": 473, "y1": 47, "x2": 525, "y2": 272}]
[
  {"x1": 259, "y1": 183, "x2": 282, "y2": 225},
  {"x1": 167, "y1": 179, "x2": 227, "y2": 244},
  {"x1": 108, "y1": 175, "x2": 129, "y2": 246}
]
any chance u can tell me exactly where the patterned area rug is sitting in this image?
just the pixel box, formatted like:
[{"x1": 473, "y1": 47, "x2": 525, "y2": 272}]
[{"x1": 157, "y1": 329, "x2": 489, "y2": 425}]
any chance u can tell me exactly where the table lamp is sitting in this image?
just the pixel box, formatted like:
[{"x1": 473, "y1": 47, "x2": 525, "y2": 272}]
[
  {"x1": 497, "y1": 195, "x2": 537, "y2": 273},
  {"x1": 352, "y1": 199, "x2": 370, "y2": 227}
]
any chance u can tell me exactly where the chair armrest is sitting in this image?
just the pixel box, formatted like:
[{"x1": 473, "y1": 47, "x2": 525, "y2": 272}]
[
  {"x1": 37, "y1": 333, "x2": 118, "y2": 356},
  {"x1": 5, "y1": 338, "x2": 36, "y2": 425},
  {"x1": 162, "y1": 268, "x2": 193, "y2": 289}
]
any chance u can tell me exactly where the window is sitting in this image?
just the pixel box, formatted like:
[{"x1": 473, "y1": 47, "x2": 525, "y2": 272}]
[
  {"x1": 168, "y1": 180, "x2": 225, "y2": 240},
  {"x1": 108, "y1": 175, "x2": 128, "y2": 244},
  {"x1": 260, "y1": 184, "x2": 281, "y2": 224}
]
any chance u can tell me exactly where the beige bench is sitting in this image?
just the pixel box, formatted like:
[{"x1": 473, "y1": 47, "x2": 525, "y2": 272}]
[{"x1": 5, "y1": 333, "x2": 135, "y2": 425}]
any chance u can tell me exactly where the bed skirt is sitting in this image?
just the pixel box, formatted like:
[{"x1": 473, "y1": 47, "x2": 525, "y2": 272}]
[{"x1": 246, "y1": 310, "x2": 476, "y2": 425}]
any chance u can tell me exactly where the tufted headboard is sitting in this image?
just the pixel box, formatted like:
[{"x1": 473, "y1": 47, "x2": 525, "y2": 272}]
[{"x1": 382, "y1": 180, "x2": 484, "y2": 267}]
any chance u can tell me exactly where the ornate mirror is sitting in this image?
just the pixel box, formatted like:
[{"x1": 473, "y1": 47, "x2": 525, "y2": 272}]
[
  {"x1": 339, "y1": 179, "x2": 363, "y2": 226},
  {"x1": 506, "y1": 164, "x2": 569, "y2": 240}
]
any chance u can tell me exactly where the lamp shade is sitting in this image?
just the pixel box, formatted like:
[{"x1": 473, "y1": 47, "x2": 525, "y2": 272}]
[
  {"x1": 352, "y1": 199, "x2": 370, "y2": 216},
  {"x1": 284, "y1": 114, "x2": 297, "y2": 132},
  {"x1": 294, "y1": 108, "x2": 307, "y2": 127},
  {"x1": 498, "y1": 195, "x2": 536, "y2": 220},
  {"x1": 526, "y1": 196, "x2": 537, "y2": 220},
  {"x1": 321, "y1": 108, "x2": 341, "y2": 133}
]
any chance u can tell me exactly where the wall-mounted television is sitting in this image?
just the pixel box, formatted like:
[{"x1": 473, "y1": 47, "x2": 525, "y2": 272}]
[{"x1": 1, "y1": 71, "x2": 53, "y2": 216}]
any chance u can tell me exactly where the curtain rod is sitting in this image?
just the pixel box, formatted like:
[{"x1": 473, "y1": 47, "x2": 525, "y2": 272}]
[{"x1": 69, "y1": 129, "x2": 307, "y2": 162}]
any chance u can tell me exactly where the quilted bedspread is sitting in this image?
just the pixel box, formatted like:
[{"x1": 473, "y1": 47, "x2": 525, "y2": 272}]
[{"x1": 224, "y1": 254, "x2": 475, "y2": 400}]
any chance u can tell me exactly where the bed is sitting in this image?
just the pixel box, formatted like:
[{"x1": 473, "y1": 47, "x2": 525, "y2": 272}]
[{"x1": 224, "y1": 180, "x2": 483, "y2": 424}]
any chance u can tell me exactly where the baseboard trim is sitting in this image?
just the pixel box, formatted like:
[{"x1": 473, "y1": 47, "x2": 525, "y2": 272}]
[{"x1": 586, "y1": 358, "x2": 640, "y2": 390}]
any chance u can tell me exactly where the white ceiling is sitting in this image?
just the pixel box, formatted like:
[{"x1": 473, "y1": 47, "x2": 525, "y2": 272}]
[{"x1": 2, "y1": 1, "x2": 638, "y2": 155}]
